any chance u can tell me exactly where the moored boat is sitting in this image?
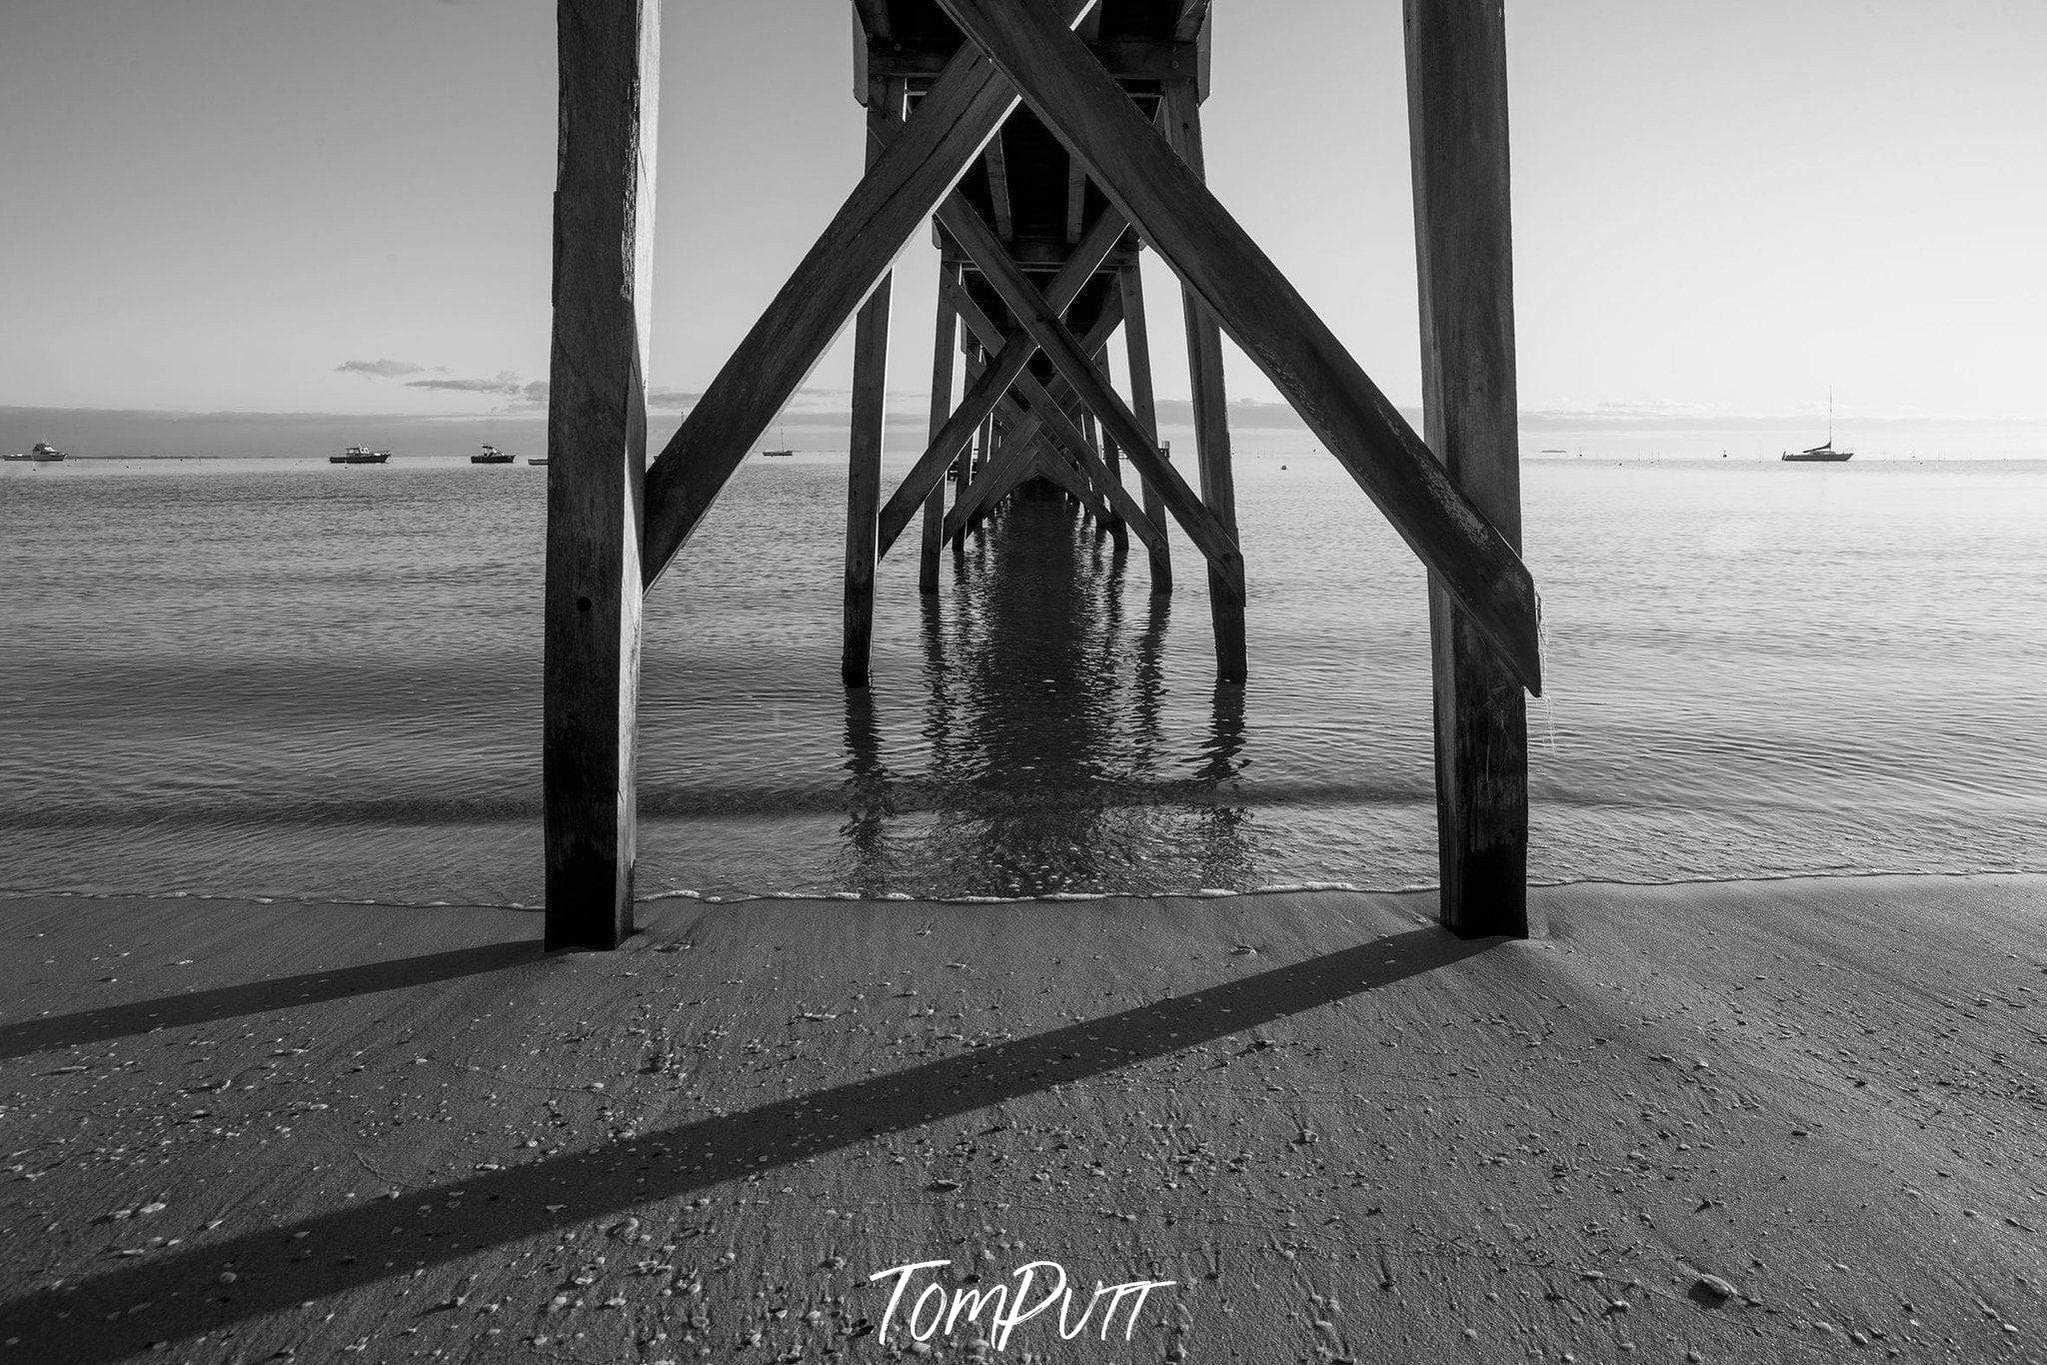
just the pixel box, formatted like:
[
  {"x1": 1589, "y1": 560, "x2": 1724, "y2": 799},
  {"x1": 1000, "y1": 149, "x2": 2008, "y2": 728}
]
[
  {"x1": 4, "y1": 441, "x2": 66, "y2": 463},
  {"x1": 329, "y1": 445, "x2": 391, "y2": 464},
  {"x1": 471, "y1": 444, "x2": 513, "y2": 464},
  {"x1": 527, "y1": 457, "x2": 549, "y2": 466},
  {"x1": 1784, "y1": 390, "x2": 1852, "y2": 462}
]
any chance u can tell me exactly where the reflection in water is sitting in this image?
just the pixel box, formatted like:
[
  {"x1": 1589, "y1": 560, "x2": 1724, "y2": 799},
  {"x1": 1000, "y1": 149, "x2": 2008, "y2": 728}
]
[
  {"x1": 837, "y1": 497, "x2": 1251, "y2": 896},
  {"x1": 838, "y1": 686, "x2": 891, "y2": 896}
]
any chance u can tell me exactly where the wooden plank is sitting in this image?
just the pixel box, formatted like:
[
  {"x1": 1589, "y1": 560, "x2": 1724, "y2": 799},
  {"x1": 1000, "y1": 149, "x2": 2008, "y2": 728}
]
[
  {"x1": 930, "y1": 0, "x2": 1540, "y2": 692},
  {"x1": 872, "y1": 207, "x2": 1130, "y2": 557},
  {"x1": 842, "y1": 82, "x2": 902, "y2": 688},
  {"x1": 1065, "y1": 0, "x2": 1102, "y2": 244},
  {"x1": 935, "y1": 194, "x2": 1244, "y2": 597},
  {"x1": 919, "y1": 262, "x2": 960, "y2": 593},
  {"x1": 985, "y1": 131, "x2": 1015, "y2": 242},
  {"x1": 1162, "y1": 82, "x2": 1247, "y2": 681},
  {"x1": 1117, "y1": 259, "x2": 1172, "y2": 594},
  {"x1": 1406, "y1": 0, "x2": 1529, "y2": 937},
  {"x1": 543, "y1": 0, "x2": 659, "y2": 952},
  {"x1": 640, "y1": 0, "x2": 1095, "y2": 589},
  {"x1": 1065, "y1": 157, "x2": 1088, "y2": 245},
  {"x1": 850, "y1": 0, "x2": 891, "y2": 43}
]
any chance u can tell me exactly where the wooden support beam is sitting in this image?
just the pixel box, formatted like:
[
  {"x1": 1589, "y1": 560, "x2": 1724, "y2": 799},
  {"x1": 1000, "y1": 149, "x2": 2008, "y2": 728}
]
[
  {"x1": 849, "y1": 0, "x2": 891, "y2": 43},
  {"x1": 1065, "y1": 159, "x2": 1088, "y2": 245},
  {"x1": 984, "y1": 132, "x2": 1015, "y2": 242},
  {"x1": 1064, "y1": 5, "x2": 1100, "y2": 245},
  {"x1": 1037, "y1": 450, "x2": 1113, "y2": 520},
  {"x1": 953, "y1": 345, "x2": 988, "y2": 547},
  {"x1": 930, "y1": 0, "x2": 1541, "y2": 692},
  {"x1": 1172, "y1": 0, "x2": 1211, "y2": 41},
  {"x1": 1117, "y1": 259, "x2": 1172, "y2": 594},
  {"x1": 867, "y1": 38, "x2": 1202, "y2": 86},
  {"x1": 989, "y1": 387, "x2": 1165, "y2": 559},
  {"x1": 873, "y1": 208, "x2": 1130, "y2": 557},
  {"x1": 945, "y1": 430, "x2": 1038, "y2": 534},
  {"x1": 937, "y1": 275, "x2": 1161, "y2": 558},
  {"x1": 919, "y1": 262, "x2": 960, "y2": 594},
  {"x1": 842, "y1": 80, "x2": 902, "y2": 688},
  {"x1": 935, "y1": 193, "x2": 1245, "y2": 598},
  {"x1": 1406, "y1": 0, "x2": 1529, "y2": 937},
  {"x1": 640, "y1": 0, "x2": 1095, "y2": 589},
  {"x1": 1162, "y1": 82, "x2": 1247, "y2": 682},
  {"x1": 1061, "y1": 433, "x2": 1164, "y2": 559},
  {"x1": 543, "y1": 0, "x2": 659, "y2": 952},
  {"x1": 1091, "y1": 344, "x2": 1130, "y2": 552},
  {"x1": 921, "y1": 281, "x2": 1129, "y2": 542}
]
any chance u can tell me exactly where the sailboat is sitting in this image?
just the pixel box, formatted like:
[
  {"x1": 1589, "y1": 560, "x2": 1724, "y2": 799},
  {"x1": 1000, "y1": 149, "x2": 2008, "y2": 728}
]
[
  {"x1": 1782, "y1": 390, "x2": 1853, "y2": 462},
  {"x1": 761, "y1": 418, "x2": 795, "y2": 458}
]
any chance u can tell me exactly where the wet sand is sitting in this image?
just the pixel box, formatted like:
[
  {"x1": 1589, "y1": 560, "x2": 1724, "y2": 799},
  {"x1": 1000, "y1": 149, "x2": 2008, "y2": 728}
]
[{"x1": 1, "y1": 876, "x2": 2041, "y2": 1363}]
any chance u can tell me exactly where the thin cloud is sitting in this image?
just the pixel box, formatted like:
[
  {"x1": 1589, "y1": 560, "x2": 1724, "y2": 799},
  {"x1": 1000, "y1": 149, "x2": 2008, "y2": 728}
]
[
  {"x1": 405, "y1": 374, "x2": 527, "y2": 397},
  {"x1": 336, "y1": 358, "x2": 424, "y2": 379}
]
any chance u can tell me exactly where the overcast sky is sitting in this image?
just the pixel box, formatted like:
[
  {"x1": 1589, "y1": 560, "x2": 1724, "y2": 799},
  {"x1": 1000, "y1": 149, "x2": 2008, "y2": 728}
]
[{"x1": 4, "y1": 0, "x2": 2043, "y2": 420}]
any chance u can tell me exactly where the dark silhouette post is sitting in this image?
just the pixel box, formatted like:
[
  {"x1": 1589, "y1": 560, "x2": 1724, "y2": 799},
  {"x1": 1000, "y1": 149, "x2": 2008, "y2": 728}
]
[
  {"x1": 1405, "y1": 0, "x2": 1530, "y2": 936},
  {"x1": 542, "y1": 0, "x2": 659, "y2": 951}
]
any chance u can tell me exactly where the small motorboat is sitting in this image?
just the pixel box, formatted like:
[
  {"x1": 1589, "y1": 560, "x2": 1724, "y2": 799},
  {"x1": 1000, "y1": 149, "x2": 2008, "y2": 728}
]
[
  {"x1": 329, "y1": 445, "x2": 391, "y2": 465},
  {"x1": 4, "y1": 441, "x2": 66, "y2": 463},
  {"x1": 471, "y1": 444, "x2": 513, "y2": 464},
  {"x1": 527, "y1": 457, "x2": 549, "y2": 467}
]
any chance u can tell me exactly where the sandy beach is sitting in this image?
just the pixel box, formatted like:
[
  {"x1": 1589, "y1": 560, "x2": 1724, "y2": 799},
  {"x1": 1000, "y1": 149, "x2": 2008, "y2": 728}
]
[{"x1": 0, "y1": 876, "x2": 2040, "y2": 1363}]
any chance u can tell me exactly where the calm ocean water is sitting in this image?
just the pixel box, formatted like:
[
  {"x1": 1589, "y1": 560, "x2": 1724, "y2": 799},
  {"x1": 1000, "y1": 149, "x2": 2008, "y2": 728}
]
[{"x1": 3, "y1": 440, "x2": 2043, "y2": 907}]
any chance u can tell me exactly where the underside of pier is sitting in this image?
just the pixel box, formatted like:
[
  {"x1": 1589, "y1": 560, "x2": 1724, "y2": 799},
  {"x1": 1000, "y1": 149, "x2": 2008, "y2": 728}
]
[{"x1": 542, "y1": 0, "x2": 1540, "y2": 950}]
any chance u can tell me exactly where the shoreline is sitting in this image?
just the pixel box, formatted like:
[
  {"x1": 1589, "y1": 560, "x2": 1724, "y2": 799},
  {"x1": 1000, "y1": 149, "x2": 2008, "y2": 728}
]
[
  {"x1": 2, "y1": 875, "x2": 2042, "y2": 1362},
  {"x1": 4, "y1": 864, "x2": 2040, "y2": 916}
]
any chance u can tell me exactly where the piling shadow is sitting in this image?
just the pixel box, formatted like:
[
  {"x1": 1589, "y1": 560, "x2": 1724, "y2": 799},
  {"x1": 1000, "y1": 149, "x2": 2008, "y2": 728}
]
[
  {"x1": 0, "y1": 925, "x2": 1499, "y2": 1362},
  {"x1": 0, "y1": 941, "x2": 538, "y2": 1061}
]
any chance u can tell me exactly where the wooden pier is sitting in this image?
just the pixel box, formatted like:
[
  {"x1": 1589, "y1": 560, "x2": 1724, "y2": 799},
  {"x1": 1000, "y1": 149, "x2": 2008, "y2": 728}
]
[{"x1": 543, "y1": 0, "x2": 1540, "y2": 951}]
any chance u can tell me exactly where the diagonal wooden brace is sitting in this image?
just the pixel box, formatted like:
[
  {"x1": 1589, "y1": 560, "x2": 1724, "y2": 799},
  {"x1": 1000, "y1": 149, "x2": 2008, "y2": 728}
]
[
  {"x1": 939, "y1": 276, "x2": 1167, "y2": 557},
  {"x1": 874, "y1": 211, "x2": 1128, "y2": 558},
  {"x1": 938, "y1": 194, "x2": 1244, "y2": 599},
  {"x1": 931, "y1": 0, "x2": 1540, "y2": 692},
  {"x1": 639, "y1": 0, "x2": 1098, "y2": 589},
  {"x1": 946, "y1": 429, "x2": 1043, "y2": 532}
]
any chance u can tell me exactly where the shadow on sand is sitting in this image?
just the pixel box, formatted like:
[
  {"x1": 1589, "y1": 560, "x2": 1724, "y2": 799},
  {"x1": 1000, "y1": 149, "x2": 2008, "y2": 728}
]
[
  {"x1": 0, "y1": 922, "x2": 1499, "y2": 1361},
  {"x1": 0, "y1": 941, "x2": 539, "y2": 1062}
]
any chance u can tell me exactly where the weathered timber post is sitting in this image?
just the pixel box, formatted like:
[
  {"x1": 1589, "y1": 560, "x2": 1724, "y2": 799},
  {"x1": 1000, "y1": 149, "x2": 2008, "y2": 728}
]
[
  {"x1": 1115, "y1": 260, "x2": 1172, "y2": 595},
  {"x1": 1405, "y1": 0, "x2": 1529, "y2": 937},
  {"x1": 920, "y1": 263, "x2": 961, "y2": 593},
  {"x1": 542, "y1": 0, "x2": 659, "y2": 951},
  {"x1": 951, "y1": 345, "x2": 988, "y2": 550},
  {"x1": 842, "y1": 78, "x2": 905, "y2": 686},
  {"x1": 1162, "y1": 82, "x2": 1247, "y2": 682},
  {"x1": 1090, "y1": 342, "x2": 1130, "y2": 551}
]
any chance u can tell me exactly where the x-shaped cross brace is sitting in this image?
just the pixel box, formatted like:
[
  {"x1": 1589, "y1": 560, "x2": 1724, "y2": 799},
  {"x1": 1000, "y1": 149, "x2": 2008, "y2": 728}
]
[{"x1": 640, "y1": 0, "x2": 1540, "y2": 691}]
